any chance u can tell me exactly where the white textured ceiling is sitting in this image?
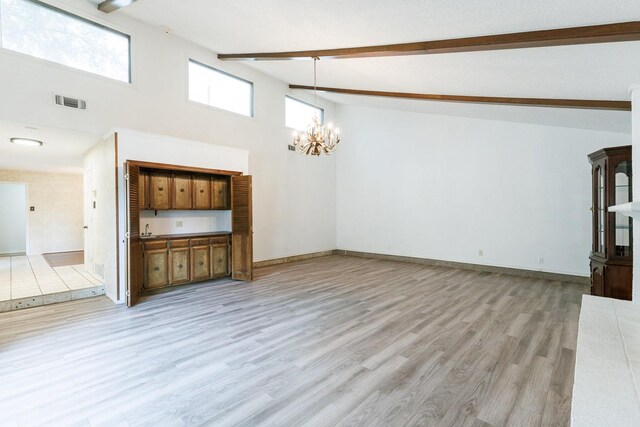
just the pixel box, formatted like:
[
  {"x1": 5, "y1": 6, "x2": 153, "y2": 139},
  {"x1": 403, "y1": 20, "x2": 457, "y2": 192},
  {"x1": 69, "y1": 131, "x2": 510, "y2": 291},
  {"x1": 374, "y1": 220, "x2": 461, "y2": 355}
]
[
  {"x1": 0, "y1": 120, "x2": 99, "y2": 174},
  {"x1": 113, "y1": 0, "x2": 640, "y2": 132}
]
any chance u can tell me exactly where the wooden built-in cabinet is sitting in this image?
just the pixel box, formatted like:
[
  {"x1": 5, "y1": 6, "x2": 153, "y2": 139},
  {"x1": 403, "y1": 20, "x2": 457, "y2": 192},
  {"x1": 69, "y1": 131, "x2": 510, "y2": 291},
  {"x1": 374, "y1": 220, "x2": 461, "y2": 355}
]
[
  {"x1": 588, "y1": 145, "x2": 633, "y2": 300},
  {"x1": 126, "y1": 160, "x2": 252, "y2": 307},
  {"x1": 141, "y1": 234, "x2": 231, "y2": 291},
  {"x1": 140, "y1": 170, "x2": 230, "y2": 211}
]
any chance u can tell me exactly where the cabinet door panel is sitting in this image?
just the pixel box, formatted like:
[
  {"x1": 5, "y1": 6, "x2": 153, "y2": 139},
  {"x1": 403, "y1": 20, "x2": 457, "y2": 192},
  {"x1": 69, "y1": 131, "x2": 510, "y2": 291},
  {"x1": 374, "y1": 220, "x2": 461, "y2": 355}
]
[
  {"x1": 212, "y1": 176, "x2": 230, "y2": 210},
  {"x1": 144, "y1": 249, "x2": 169, "y2": 289},
  {"x1": 193, "y1": 174, "x2": 212, "y2": 210},
  {"x1": 591, "y1": 264, "x2": 604, "y2": 297},
  {"x1": 190, "y1": 245, "x2": 210, "y2": 282},
  {"x1": 608, "y1": 265, "x2": 632, "y2": 301},
  {"x1": 211, "y1": 244, "x2": 228, "y2": 278},
  {"x1": 173, "y1": 173, "x2": 192, "y2": 210},
  {"x1": 150, "y1": 172, "x2": 171, "y2": 210},
  {"x1": 169, "y1": 247, "x2": 190, "y2": 285}
]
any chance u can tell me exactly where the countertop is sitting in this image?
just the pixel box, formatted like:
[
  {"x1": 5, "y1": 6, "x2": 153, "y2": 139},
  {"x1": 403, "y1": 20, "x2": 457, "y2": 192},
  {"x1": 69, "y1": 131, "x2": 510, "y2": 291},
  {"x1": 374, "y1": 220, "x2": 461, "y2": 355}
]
[
  {"x1": 139, "y1": 231, "x2": 231, "y2": 240},
  {"x1": 571, "y1": 295, "x2": 640, "y2": 426}
]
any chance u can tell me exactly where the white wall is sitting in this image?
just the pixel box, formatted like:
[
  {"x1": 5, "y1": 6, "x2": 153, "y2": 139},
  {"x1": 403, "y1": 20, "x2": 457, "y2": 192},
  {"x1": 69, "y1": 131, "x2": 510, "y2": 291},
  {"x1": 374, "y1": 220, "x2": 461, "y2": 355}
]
[
  {"x1": 0, "y1": 182, "x2": 26, "y2": 254},
  {"x1": 0, "y1": 170, "x2": 83, "y2": 255},
  {"x1": 0, "y1": 0, "x2": 337, "y2": 274},
  {"x1": 336, "y1": 105, "x2": 632, "y2": 277},
  {"x1": 140, "y1": 211, "x2": 231, "y2": 236},
  {"x1": 83, "y1": 136, "x2": 117, "y2": 294}
]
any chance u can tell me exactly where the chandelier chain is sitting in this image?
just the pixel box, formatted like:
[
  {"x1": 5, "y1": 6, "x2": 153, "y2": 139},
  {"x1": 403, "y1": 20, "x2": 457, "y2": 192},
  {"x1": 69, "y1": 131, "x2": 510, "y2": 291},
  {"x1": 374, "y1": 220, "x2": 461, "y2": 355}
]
[{"x1": 313, "y1": 57, "x2": 318, "y2": 108}]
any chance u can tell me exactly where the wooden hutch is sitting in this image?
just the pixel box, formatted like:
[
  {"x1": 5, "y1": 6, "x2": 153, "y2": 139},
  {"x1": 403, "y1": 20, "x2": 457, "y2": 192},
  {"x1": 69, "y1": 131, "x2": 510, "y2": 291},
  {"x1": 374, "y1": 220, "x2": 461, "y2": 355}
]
[
  {"x1": 588, "y1": 145, "x2": 632, "y2": 300},
  {"x1": 125, "y1": 160, "x2": 253, "y2": 306}
]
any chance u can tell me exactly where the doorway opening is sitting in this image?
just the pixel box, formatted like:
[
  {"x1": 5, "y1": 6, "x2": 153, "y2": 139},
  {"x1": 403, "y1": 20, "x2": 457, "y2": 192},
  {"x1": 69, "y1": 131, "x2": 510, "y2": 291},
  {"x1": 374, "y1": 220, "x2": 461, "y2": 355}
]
[
  {"x1": 0, "y1": 182, "x2": 27, "y2": 256},
  {"x1": 0, "y1": 119, "x2": 105, "y2": 311}
]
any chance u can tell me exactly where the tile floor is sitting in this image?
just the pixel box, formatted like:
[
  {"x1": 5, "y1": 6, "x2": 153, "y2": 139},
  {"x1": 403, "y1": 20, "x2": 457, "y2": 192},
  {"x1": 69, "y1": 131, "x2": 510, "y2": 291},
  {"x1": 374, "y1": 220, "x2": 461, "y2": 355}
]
[{"x1": 0, "y1": 254, "x2": 103, "y2": 301}]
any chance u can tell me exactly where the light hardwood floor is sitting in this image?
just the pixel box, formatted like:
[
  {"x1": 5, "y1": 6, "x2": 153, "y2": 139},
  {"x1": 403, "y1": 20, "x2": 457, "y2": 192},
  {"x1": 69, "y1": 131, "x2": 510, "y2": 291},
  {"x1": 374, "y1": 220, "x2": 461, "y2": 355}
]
[{"x1": 0, "y1": 255, "x2": 587, "y2": 426}]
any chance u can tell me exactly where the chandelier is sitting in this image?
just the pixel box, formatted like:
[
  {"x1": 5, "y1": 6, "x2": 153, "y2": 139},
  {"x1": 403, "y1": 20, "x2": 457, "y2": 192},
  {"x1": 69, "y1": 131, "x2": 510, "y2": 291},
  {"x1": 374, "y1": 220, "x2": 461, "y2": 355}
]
[{"x1": 292, "y1": 57, "x2": 340, "y2": 156}]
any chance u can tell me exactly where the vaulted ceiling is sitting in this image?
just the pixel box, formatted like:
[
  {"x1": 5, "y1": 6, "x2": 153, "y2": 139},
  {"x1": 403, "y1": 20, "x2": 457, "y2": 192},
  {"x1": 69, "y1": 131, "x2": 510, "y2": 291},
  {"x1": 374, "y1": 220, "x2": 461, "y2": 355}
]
[
  {"x1": 114, "y1": 0, "x2": 640, "y2": 98},
  {"x1": 89, "y1": 0, "x2": 640, "y2": 132}
]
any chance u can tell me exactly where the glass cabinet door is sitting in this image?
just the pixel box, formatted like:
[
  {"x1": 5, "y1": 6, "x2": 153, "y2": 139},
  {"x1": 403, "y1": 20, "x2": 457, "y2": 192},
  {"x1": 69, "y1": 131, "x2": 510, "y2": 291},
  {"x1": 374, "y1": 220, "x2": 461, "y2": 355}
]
[
  {"x1": 614, "y1": 161, "x2": 632, "y2": 257},
  {"x1": 595, "y1": 166, "x2": 605, "y2": 254}
]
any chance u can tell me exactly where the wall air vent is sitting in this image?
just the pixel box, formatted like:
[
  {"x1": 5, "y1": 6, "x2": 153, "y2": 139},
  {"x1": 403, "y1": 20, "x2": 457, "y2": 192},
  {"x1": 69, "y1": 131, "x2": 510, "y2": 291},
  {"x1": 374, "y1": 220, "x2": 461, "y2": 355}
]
[{"x1": 54, "y1": 94, "x2": 87, "y2": 110}]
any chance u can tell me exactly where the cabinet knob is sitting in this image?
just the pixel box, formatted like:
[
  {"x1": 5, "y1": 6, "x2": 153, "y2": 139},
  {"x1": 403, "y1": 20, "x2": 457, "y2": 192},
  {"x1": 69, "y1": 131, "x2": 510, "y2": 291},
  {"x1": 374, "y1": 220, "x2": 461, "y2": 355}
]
[
  {"x1": 180, "y1": 188, "x2": 185, "y2": 193},
  {"x1": 199, "y1": 261, "x2": 204, "y2": 266},
  {"x1": 158, "y1": 187, "x2": 163, "y2": 191},
  {"x1": 200, "y1": 189, "x2": 204, "y2": 193},
  {"x1": 153, "y1": 267, "x2": 160, "y2": 271},
  {"x1": 178, "y1": 264, "x2": 183, "y2": 269}
]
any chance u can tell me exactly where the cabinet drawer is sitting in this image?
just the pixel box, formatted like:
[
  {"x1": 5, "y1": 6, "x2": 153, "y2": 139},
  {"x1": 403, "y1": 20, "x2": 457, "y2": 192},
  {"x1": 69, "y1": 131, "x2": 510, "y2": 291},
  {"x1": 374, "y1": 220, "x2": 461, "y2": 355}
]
[
  {"x1": 168, "y1": 239, "x2": 189, "y2": 248},
  {"x1": 209, "y1": 236, "x2": 229, "y2": 244},
  {"x1": 143, "y1": 240, "x2": 168, "y2": 250},
  {"x1": 190, "y1": 238, "x2": 210, "y2": 246}
]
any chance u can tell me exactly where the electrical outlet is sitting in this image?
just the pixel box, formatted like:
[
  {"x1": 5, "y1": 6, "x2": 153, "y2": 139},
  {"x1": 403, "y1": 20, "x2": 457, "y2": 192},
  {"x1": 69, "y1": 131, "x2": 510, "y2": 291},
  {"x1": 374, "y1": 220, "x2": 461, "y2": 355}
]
[
  {"x1": 539, "y1": 257, "x2": 544, "y2": 264},
  {"x1": 176, "y1": 221, "x2": 183, "y2": 228},
  {"x1": 478, "y1": 249, "x2": 483, "y2": 256}
]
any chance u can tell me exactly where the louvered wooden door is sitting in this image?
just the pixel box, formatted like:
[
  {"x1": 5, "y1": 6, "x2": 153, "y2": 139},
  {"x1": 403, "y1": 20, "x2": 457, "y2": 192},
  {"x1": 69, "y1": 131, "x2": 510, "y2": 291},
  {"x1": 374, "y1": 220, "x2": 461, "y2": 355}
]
[
  {"x1": 231, "y1": 175, "x2": 253, "y2": 281},
  {"x1": 126, "y1": 161, "x2": 142, "y2": 306}
]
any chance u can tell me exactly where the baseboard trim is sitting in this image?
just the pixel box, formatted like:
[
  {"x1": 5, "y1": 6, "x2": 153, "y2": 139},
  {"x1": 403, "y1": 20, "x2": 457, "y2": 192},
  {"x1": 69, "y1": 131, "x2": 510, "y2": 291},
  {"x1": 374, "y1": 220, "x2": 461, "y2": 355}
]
[
  {"x1": 0, "y1": 252, "x2": 26, "y2": 257},
  {"x1": 254, "y1": 250, "x2": 335, "y2": 268},
  {"x1": 335, "y1": 249, "x2": 590, "y2": 285}
]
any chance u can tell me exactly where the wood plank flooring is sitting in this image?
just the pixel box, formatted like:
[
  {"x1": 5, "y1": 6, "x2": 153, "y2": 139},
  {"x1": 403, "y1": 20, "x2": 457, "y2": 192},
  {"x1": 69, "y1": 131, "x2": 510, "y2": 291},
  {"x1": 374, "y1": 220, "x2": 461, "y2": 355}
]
[{"x1": 0, "y1": 255, "x2": 587, "y2": 426}]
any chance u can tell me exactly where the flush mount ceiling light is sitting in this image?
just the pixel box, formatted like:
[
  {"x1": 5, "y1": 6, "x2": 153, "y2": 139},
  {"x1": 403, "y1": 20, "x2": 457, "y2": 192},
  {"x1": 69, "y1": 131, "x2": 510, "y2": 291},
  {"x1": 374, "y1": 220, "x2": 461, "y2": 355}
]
[
  {"x1": 292, "y1": 57, "x2": 340, "y2": 156},
  {"x1": 10, "y1": 138, "x2": 43, "y2": 147}
]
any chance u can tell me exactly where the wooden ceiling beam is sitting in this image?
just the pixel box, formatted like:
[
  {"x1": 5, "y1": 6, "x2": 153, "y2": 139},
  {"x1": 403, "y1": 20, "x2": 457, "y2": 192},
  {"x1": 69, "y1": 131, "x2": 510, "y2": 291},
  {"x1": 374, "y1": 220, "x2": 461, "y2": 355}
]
[
  {"x1": 97, "y1": 0, "x2": 137, "y2": 13},
  {"x1": 219, "y1": 21, "x2": 640, "y2": 60},
  {"x1": 288, "y1": 85, "x2": 631, "y2": 111}
]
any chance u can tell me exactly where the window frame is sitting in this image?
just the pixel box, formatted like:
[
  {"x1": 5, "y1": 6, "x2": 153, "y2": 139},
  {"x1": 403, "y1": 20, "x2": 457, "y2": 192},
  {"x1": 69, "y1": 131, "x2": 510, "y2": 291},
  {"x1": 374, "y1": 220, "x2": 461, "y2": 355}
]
[
  {"x1": 187, "y1": 58, "x2": 255, "y2": 118},
  {"x1": 285, "y1": 95, "x2": 324, "y2": 130},
  {"x1": 0, "y1": 0, "x2": 132, "y2": 83}
]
